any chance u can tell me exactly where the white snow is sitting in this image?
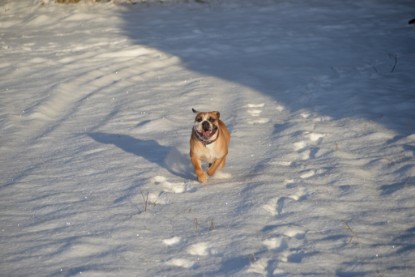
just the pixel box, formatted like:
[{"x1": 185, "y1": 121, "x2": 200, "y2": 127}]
[{"x1": 1, "y1": 0, "x2": 415, "y2": 276}]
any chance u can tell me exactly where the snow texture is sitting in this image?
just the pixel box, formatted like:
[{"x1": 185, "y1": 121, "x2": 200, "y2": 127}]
[{"x1": 1, "y1": 0, "x2": 415, "y2": 276}]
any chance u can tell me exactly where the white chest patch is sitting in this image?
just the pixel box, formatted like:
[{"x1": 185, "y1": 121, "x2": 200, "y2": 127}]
[{"x1": 200, "y1": 143, "x2": 218, "y2": 163}]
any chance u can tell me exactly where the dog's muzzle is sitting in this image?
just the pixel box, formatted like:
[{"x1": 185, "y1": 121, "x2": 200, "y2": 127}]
[
  {"x1": 194, "y1": 121, "x2": 218, "y2": 145},
  {"x1": 199, "y1": 120, "x2": 217, "y2": 138},
  {"x1": 202, "y1": 121, "x2": 210, "y2": 132}
]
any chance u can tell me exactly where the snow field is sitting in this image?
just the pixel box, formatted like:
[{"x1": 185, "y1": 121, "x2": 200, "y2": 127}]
[{"x1": 1, "y1": 0, "x2": 415, "y2": 276}]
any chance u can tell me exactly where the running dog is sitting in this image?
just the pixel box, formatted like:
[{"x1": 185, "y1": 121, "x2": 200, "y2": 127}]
[{"x1": 190, "y1": 108, "x2": 231, "y2": 183}]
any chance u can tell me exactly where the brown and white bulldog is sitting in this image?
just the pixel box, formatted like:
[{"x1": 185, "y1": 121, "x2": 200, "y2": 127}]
[{"x1": 190, "y1": 108, "x2": 231, "y2": 183}]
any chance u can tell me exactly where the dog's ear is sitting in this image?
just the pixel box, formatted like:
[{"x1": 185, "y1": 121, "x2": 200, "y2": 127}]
[
  {"x1": 215, "y1": 111, "x2": 220, "y2": 119},
  {"x1": 192, "y1": 108, "x2": 198, "y2": 114}
]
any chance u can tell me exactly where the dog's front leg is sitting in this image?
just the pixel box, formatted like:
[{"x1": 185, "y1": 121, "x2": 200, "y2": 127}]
[
  {"x1": 191, "y1": 155, "x2": 208, "y2": 183},
  {"x1": 207, "y1": 157, "x2": 225, "y2": 177}
]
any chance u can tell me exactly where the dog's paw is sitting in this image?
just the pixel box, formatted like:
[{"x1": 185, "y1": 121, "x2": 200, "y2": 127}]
[{"x1": 197, "y1": 173, "x2": 208, "y2": 183}]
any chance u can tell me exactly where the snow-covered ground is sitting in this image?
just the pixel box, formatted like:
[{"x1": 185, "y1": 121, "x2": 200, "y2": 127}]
[{"x1": 1, "y1": 0, "x2": 415, "y2": 276}]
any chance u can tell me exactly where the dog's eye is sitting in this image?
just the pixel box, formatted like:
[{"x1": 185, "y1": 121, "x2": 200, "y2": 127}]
[
  {"x1": 196, "y1": 116, "x2": 203, "y2": 122},
  {"x1": 208, "y1": 117, "x2": 215, "y2": 122}
]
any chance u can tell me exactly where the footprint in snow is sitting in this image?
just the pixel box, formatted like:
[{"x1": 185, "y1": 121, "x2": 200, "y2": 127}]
[
  {"x1": 292, "y1": 131, "x2": 326, "y2": 160},
  {"x1": 246, "y1": 257, "x2": 269, "y2": 275},
  {"x1": 259, "y1": 188, "x2": 309, "y2": 274},
  {"x1": 300, "y1": 112, "x2": 331, "y2": 123},
  {"x1": 164, "y1": 241, "x2": 213, "y2": 270},
  {"x1": 246, "y1": 103, "x2": 270, "y2": 125},
  {"x1": 254, "y1": 226, "x2": 307, "y2": 275},
  {"x1": 300, "y1": 170, "x2": 316, "y2": 179},
  {"x1": 165, "y1": 258, "x2": 195, "y2": 269},
  {"x1": 186, "y1": 242, "x2": 211, "y2": 256},
  {"x1": 262, "y1": 237, "x2": 288, "y2": 251},
  {"x1": 308, "y1": 132, "x2": 325, "y2": 143},
  {"x1": 162, "y1": 236, "x2": 181, "y2": 246},
  {"x1": 152, "y1": 175, "x2": 189, "y2": 194},
  {"x1": 281, "y1": 227, "x2": 306, "y2": 239},
  {"x1": 263, "y1": 186, "x2": 307, "y2": 216}
]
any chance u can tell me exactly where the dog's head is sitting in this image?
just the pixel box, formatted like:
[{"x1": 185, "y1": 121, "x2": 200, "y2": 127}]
[{"x1": 192, "y1": 108, "x2": 220, "y2": 139}]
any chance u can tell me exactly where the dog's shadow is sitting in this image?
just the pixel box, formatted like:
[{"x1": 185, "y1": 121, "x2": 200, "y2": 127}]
[{"x1": 88, "y1": 132, "x2": 192, "y2": 180}]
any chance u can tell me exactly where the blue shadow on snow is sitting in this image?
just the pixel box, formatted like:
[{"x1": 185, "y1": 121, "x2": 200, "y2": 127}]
[{"x1": 88, "y1": 132, "x2": 192, "y2": 180}]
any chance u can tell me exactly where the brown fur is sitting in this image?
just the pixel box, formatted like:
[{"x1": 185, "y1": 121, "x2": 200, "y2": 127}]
[{"x1": 190, "y1": 110, "x2": 231, "y2": 183}]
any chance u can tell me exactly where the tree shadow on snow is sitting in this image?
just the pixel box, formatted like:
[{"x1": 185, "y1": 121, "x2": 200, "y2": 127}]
[
  {"x1": 119, "y1": 1, "x2": 415, "y2": 136},
  {"x1": 88, "y1": 132, "x2": 192, "y2": 180}
]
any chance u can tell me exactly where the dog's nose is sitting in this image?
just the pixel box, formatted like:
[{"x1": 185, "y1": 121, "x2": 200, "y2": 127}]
[{"x1": 202, "y1": 121, "x2": 210, "y2": 131}]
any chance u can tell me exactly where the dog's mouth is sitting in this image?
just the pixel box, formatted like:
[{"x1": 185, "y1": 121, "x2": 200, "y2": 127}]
[
  {"x1": 201, "y1": 129, "x2": 213, "y2": 138},
  {"x1": 197, "y1": 127, "x2": 217, "y2": 139}
]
